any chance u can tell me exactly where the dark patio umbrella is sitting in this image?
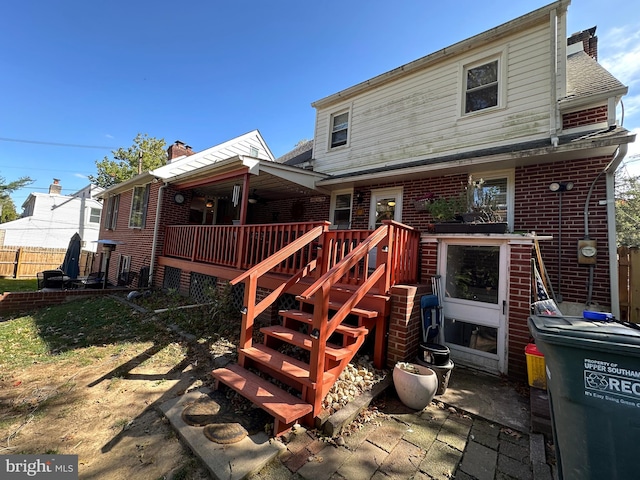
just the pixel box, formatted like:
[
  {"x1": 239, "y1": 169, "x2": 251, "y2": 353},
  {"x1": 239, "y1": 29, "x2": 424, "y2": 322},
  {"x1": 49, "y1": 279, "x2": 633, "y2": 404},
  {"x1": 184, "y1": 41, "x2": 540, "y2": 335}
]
[{"x1": 61, "y1": 233, "x2": 82, "y2": 279}]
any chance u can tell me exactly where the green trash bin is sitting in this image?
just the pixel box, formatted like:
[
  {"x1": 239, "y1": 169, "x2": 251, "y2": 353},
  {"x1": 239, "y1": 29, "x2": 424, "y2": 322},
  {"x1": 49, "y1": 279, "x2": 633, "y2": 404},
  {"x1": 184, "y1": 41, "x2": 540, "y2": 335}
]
[{"x1": 528, "y1": 314, "x2": 640, "y2": 480}]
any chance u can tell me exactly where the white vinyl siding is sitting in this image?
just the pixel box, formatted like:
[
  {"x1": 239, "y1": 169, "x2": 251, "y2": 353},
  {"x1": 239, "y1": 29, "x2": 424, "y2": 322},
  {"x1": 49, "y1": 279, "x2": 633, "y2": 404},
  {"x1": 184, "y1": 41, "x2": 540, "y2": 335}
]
[{"x1": 313, "y1": 24, "x2": 551, "y2": 176}]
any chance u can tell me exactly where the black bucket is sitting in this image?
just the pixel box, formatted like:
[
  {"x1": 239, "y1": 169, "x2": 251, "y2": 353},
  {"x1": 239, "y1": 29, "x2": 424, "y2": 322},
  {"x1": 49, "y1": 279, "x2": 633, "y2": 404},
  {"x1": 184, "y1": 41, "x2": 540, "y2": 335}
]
[{"x1": 419, "y1": 343, "x2": 450, "y2": 366}]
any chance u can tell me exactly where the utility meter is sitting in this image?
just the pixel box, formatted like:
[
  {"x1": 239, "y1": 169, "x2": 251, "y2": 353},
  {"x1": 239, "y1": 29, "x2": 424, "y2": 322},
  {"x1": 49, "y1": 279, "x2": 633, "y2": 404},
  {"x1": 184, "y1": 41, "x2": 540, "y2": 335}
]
[{"x1": 578, "y1": 239, "x2": 597, "y2": 264}]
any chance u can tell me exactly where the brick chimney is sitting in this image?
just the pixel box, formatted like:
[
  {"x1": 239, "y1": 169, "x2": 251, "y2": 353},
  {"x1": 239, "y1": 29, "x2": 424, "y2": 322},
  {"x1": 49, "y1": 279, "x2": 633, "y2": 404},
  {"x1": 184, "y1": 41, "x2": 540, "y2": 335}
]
[
  {"x1": 567, "y1": 26, "x2": 598, "y2": 60},
  {"x1": 167, "y1": 140, "x2": 195, "y2": 162},
  {"x1": 49, "y1": 178, "x2": 62, "y2": 195}
]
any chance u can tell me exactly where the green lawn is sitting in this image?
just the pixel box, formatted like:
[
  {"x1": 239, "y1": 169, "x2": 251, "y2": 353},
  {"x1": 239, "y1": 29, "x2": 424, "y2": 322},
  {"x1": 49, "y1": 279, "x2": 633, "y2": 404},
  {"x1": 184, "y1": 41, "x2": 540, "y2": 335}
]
[
  {"x1": 0, "y1": 296, "x2": 179, "y2": 371},
  {"x1": 0, "y1": 278, "x2": 38, "y2": 293}
]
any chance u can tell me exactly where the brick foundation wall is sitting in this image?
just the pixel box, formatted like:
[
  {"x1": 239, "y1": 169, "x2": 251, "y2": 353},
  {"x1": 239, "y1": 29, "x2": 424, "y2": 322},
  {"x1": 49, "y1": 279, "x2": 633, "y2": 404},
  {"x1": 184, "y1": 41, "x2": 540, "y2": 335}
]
[
  {"x1": 387, "y1": 284, "x2": 431, "y2": 368},
  {"x1": 562, "y1": 106, "x2": 608, "y2": 129},
  {"x1": 0, "y1": 288, "x2": 126, "y2": 316}
]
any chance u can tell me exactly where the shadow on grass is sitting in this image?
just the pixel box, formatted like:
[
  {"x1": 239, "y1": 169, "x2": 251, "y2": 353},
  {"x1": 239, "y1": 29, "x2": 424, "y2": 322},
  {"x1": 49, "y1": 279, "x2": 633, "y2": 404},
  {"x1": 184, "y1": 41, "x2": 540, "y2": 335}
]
[{"x1": 3, "y1": 293, "x2": 241, "y2": 463}]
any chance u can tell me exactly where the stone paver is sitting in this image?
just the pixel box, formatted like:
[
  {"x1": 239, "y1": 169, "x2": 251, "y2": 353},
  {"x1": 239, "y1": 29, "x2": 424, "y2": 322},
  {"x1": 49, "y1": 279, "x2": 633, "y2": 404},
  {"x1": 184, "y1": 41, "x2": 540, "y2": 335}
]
[
  {"x1": 337, "y1": 440, "x2": 387, "y2": 480},
  {"x1": 419, "y1": 439, "x2": 464, "y2": 480},
  {"x1": 436, "y1": 416, "x2": 471, "y2": 451},
  {"x1": 378, "y1": 438, "x2": 425, "y2": 479},
  {"x1": 366, "y1": 417, "x2": 408, "y2": 452},
  {"x1": 296, "y1": 443, "x2": 352, "y2": 480},
  {"x1": 498, "y1": 453, "x2": 534, "y2": 480},
  {"x1": 459, "y1": 440, "x2": 497, "y2": 480}
]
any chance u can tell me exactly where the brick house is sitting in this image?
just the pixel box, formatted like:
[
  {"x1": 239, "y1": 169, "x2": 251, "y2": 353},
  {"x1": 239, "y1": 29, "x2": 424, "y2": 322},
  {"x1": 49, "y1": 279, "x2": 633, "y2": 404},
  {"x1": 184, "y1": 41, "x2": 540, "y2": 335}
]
[{"x1": 97, "y1": 0, "x2": 634, "y2": 432}]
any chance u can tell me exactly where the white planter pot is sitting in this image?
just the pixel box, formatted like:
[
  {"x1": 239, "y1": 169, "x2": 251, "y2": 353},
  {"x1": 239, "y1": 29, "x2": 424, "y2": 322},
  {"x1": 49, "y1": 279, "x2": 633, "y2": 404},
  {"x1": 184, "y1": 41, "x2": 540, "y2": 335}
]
[{"x1": 392, "y1": 363, "x2": 439, "y2": 410}]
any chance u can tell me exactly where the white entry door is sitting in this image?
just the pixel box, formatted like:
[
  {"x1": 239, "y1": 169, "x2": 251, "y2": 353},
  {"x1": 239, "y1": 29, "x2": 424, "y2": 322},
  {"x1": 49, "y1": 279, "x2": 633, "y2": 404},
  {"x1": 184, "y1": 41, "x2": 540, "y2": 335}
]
[
  {"x1": 369, "y1": 187, "x2": 403, "y2": 229},
  {"x1": 438, "y1": 240, "x2": 508, "y2": 374},
  {"x1": 368, "y1": 188, "x2": 403, "y2": 269}
]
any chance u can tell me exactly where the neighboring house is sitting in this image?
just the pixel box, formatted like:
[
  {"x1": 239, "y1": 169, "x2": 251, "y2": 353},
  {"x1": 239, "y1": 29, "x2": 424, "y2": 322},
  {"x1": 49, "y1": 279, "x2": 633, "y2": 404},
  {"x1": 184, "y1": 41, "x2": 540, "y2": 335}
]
[
  {"x1": 97, "y1": 1, "x2": 634, "y2": 433},
  {"x1": 0, "y1": 180, "x2": 104, "y2": 252}
]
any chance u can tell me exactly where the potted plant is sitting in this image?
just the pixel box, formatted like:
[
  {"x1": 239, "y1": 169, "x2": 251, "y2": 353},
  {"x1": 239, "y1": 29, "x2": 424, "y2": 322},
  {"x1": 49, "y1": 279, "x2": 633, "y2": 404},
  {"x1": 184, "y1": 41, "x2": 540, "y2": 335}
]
[{"x1": 392, "y1": 362, "x2": 439, "y2": 410}]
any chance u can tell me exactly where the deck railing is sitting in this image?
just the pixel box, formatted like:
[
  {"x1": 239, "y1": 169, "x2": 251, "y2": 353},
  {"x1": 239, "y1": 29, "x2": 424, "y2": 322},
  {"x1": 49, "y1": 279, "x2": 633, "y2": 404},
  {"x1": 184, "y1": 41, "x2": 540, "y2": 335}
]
[
  {"x1": 163, "y1": 221, "x2": 419, "y2": 285},
  {"x1": 163, "y1": 222, "x2": 327, "y2": 274}
]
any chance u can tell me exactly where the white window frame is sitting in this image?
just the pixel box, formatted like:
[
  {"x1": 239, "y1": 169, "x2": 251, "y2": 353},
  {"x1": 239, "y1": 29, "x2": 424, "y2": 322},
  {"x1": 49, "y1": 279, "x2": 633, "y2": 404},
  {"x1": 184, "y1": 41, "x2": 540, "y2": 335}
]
[
  {"x1": 329, "y1": 189, "x2": 353, "y2": 229},
  {"x1": 471, "y1": 169, "x2": 514, "y2": 231},
  {"x1": 459, "y1": 48, "x2": 507, "y2": 117},
  {"x1": 328, "y1": 106, "x2": 351, "y2": 150},
  {"x1": 129, "y1": 184, "x2": 150, "y2": 229},
  {"x1": 105, "y1": 194, "x2": 120, "y2": 230},
  {"x1": 89, "y1": 207, "x2": 101, "y2": 224}
]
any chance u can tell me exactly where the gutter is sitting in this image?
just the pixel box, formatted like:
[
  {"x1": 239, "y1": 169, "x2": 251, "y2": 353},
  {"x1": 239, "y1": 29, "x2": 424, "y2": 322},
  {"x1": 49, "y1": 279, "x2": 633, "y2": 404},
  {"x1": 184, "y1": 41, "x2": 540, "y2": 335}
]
[{"x1": 149, "y1": 180, "x2": 168, "y2": 288}]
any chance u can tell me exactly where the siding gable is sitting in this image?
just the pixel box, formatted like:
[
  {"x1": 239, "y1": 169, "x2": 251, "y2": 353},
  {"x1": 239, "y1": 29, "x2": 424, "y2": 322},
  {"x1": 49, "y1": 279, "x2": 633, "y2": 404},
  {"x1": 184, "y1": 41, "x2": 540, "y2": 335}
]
[{"x1": 312, "y1": 19, "x2": 553, "y2": 177}]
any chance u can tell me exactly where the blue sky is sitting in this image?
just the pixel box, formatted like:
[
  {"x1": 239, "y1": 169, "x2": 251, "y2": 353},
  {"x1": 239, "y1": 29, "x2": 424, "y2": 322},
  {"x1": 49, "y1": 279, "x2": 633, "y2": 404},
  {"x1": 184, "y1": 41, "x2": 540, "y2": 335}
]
[{"x1": 1, "y1": 0, "x2": 638, "y2": 209}]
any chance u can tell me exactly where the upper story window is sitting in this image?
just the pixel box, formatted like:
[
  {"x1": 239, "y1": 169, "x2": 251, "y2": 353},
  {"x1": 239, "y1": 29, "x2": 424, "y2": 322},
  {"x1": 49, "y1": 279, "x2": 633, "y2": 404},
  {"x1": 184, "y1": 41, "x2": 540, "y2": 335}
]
[
  {"x1": 129, "y1": 185, "x2": 150, "y2": 229},
  {"x1": 464, "y1": 59, "x2": 499, "y2": 114},
  {"x1": 330, "y1": 111, "x2": 349, "y2": 148},
  {"x1": 89, "y1": 208, "x2": 101, "y2": 224},
  {"x1": 105, "y1": 195, "x2": 120, "y2": 230}
]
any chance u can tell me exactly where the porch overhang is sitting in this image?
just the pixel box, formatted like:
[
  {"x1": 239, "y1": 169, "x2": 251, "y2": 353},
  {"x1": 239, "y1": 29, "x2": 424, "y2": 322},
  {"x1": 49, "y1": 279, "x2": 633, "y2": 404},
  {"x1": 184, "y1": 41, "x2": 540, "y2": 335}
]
[{"x1": 156, "y1": 155, "x2": 330, "y2": 201}]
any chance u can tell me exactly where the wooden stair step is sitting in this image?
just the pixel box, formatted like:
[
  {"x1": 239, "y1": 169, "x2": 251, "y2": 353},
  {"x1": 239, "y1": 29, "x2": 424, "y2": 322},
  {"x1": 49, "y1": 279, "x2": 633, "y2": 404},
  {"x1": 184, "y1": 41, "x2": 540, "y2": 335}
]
[
  {"x1": 261, "y1": 325, "x2": 352, "y2": 361},
  {"x1": 328, "y1": 301, "x2": 379, "y2": 318},
  {"x1": 212, "y1": 363, "x2": 312, "y2": 425},
  {"x1": 242, "y1": 344, "x2": 334, "y2": 387},
  {"x1": 295, "y1": 297, "x2": 379, "y2": 319},
  {"x1": 279, "y1": 309, "x2": 369, "y2": 337}
]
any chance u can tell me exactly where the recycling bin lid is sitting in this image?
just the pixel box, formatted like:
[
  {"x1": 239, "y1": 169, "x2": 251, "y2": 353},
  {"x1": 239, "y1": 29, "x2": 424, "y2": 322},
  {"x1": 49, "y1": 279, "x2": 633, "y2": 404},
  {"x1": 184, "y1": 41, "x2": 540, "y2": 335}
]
[{"x1": 529, "y1": 315, "x2": 640, "y2": 357}]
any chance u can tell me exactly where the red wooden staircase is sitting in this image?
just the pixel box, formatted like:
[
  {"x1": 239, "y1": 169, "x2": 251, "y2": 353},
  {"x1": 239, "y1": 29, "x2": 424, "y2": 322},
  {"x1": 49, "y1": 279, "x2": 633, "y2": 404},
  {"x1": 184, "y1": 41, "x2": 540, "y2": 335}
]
[{"x1": 212, "y1": 221, "x2": 419, "y2": 435}]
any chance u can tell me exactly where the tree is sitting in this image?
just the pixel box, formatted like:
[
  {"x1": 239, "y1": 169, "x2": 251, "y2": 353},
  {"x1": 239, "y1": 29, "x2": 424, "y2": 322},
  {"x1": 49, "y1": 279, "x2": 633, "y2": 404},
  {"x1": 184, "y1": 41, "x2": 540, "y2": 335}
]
[
  {"x1": 88, "y1": 134, "x2": 167, "y2": 188},
  {"x1": 616, "y1": 171, "x2": 640, "y2": 246},
  {"x1": 0, "y1": 175, "x2": 34, "y2": 223}
]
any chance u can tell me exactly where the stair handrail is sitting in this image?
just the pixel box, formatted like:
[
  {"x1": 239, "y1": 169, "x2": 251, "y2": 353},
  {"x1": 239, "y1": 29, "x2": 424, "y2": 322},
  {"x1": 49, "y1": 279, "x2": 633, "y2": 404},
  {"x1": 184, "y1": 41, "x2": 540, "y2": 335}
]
[
  {"x1": 298, "y1": 224, "x2": 389, "y2": 300},
  {"x1": 230, "y1": 221, "x2": 330, "y2": 352},
  {"x1": 302, "y1": 224, "x2": 391, "y2": 398}
]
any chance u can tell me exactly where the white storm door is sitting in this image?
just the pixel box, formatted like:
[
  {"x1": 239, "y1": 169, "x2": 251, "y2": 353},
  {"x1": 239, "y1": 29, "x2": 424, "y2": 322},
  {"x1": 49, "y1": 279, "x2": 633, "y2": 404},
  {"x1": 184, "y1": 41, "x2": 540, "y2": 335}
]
[
  {"x1": 439, "y1": 240, "x2": 507, "y2": 374},
  {"x1": 368, "y1": 187, "x2": 403, "y2": 229},
  {"x1": 368, "y1": 188, "x2": 403, "y2": 269}
]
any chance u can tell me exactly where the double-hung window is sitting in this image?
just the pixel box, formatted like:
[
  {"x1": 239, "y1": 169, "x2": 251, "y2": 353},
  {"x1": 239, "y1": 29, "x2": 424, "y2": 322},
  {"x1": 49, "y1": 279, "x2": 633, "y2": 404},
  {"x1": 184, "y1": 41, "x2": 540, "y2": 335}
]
[
  {"x1": 330, "y1": 111, "x2": 349, "y2": 148},
  {"x1": 329, "y1": 190, "x2": 353, "y2": 229},
  {"x1": 464, "y1": 59, "x2": 499, "y2": 114},
  {"x1": 89, "y1": 208, "x2": 101, "y2": 224},
  {"x1": 129, "y1": 184, "x2": 150, "y2": 229},
  {"x1": 105, "y1": 195, "x2": 120, "y2": 230}
]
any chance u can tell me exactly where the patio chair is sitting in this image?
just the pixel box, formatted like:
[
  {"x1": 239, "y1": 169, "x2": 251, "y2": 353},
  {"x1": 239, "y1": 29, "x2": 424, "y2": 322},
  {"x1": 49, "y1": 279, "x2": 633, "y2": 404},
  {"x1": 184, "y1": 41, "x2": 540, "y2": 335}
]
[
  {"x1": 81, "y1": 271, "x2": 105, "y2": 289},
  {"x1": 37, "y1": 269, "x2": 72, "y2": 289}
]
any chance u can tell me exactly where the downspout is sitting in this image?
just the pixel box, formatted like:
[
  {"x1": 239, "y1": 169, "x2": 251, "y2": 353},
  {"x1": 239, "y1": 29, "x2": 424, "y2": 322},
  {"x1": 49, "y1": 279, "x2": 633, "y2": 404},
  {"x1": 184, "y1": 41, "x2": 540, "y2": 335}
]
[
  {"x1": 606, "y1": 144, "x2": 627, "y2": 318},
  {"x1": 149, "y1": 180, "x2": 168, "y2": 288},
  {"x1": 548, "y1": 8, "x2": 559, "y2": 147}
]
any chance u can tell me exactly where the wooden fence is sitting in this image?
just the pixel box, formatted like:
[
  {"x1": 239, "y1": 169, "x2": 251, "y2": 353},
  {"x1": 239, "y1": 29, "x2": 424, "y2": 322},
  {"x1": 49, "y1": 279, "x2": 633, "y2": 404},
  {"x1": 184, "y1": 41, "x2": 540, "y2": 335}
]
[
  {"x1": 0, "y1": 246, "x2": 96, "y2": 279},
  {"x1": 619, "y1": 246, "x2": 639, "y2": 323}
]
